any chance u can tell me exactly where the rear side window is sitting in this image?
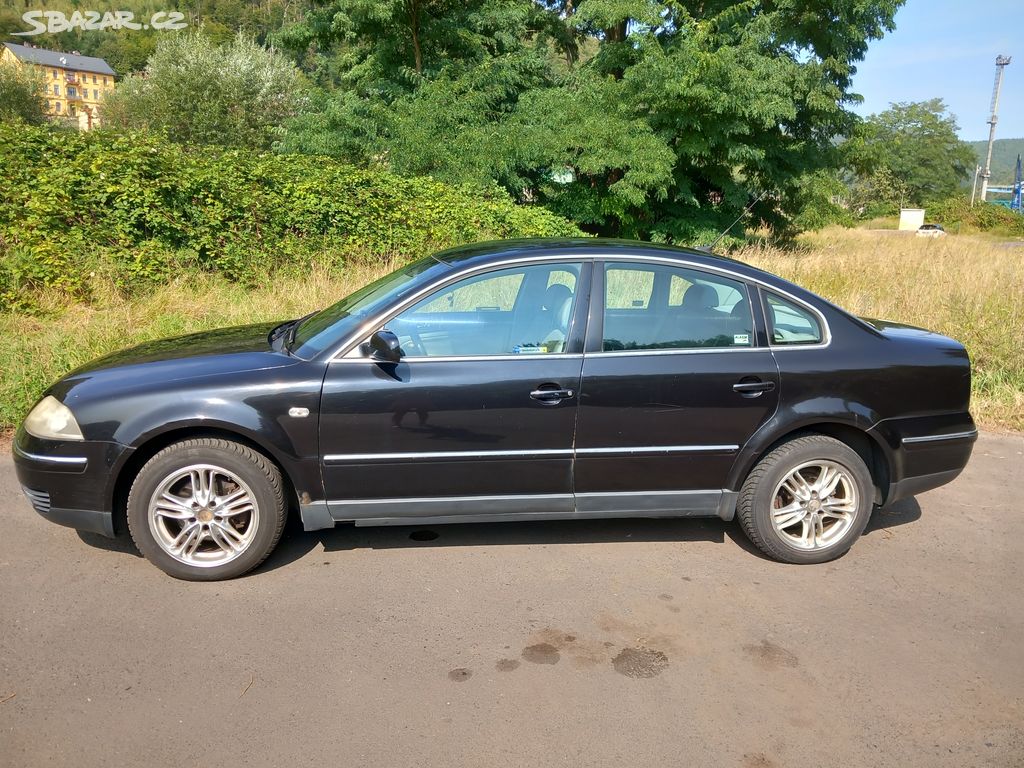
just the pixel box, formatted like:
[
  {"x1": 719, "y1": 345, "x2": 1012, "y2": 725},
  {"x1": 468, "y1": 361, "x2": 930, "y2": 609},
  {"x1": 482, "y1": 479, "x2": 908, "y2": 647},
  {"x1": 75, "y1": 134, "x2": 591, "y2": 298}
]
[
  {"x1": 602, "y1": 262, "x2": 753, "y2": 351},
  {"x1": 765, "y1": 293, "x2": 823, "y2": 345}
]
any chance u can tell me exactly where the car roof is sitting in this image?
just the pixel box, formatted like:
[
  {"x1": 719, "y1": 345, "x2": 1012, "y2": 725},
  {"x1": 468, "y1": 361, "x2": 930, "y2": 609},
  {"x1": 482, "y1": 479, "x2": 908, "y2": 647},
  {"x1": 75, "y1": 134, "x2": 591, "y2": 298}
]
[{"x1": 430, "y1": 238, "x2": 778, "y2": 284}]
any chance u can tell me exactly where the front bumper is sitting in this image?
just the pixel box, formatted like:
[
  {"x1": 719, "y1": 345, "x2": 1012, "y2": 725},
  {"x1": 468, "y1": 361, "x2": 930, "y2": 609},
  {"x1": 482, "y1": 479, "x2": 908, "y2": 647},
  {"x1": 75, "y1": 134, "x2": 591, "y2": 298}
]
[{"x1": 13, "y1": 429, "x2": 133, "y2": 538}]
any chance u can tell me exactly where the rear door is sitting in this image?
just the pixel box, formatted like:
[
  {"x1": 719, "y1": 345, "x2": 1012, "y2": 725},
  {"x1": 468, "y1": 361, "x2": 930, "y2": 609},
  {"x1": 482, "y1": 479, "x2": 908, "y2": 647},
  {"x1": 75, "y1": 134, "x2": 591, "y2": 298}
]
[{"x1": 573, "y1": 260, "x2": 780, "y2": 516}]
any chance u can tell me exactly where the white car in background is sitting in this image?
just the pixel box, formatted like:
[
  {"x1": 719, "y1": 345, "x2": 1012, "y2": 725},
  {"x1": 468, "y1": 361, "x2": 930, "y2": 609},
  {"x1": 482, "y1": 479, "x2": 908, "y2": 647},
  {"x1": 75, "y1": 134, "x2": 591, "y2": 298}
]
[{"x1": 917, "y1": 223, "x2": 947, "y2": 238}]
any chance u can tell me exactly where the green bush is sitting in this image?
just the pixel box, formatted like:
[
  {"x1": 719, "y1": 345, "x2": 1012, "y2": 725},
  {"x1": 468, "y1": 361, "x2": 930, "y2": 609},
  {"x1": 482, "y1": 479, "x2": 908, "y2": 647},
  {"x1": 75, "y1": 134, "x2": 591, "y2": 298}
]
[
  {"x1": 928, "y1": 196, "x2": 1024, "y2": 237},
  {"x1": 0, "y1": 123, "x2": 582, "y2": 309}
]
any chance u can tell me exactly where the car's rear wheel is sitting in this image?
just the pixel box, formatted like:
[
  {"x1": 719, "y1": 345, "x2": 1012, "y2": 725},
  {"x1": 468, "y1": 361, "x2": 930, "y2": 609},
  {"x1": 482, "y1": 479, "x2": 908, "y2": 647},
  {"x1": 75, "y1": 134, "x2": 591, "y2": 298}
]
[
  {"x1": 737, "y1": 435, "x2": 873, "y2": 564},
  {"x1": 127, "y1": 438, "x2": 286, "y2": 580}
]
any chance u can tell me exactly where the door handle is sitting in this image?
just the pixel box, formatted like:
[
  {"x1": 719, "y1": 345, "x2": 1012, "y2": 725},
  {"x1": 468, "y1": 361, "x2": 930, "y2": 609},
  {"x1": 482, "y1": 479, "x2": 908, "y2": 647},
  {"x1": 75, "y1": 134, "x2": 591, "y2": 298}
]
[
  {"x1": 530, "y1": 388, "x2": 575, "y2": 403},
  {"x1": 733, "y1": 380, "x2": 776, "y2": 396}
]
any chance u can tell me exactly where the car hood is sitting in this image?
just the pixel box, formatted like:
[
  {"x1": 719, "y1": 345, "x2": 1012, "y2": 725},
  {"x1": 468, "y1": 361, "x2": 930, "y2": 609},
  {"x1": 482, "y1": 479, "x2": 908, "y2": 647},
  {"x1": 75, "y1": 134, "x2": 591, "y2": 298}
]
[{"x1": 56, "y1": 322, "x2": 297, "y2": 393}]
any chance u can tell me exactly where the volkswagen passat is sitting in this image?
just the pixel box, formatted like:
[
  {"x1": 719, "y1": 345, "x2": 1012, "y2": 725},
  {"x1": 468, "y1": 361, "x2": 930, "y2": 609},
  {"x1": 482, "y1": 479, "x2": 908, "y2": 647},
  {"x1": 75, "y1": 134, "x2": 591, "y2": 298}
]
[{"x1": 14, "y1": 240, "x2": 976, "y2": 579}]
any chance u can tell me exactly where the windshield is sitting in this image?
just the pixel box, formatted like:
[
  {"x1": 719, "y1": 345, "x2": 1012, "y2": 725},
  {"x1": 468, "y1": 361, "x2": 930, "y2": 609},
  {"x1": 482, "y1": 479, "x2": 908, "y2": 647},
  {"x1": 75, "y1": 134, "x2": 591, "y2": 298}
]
[{"x1": 290, "y1": 256, "x2": 450, "y2": 359}]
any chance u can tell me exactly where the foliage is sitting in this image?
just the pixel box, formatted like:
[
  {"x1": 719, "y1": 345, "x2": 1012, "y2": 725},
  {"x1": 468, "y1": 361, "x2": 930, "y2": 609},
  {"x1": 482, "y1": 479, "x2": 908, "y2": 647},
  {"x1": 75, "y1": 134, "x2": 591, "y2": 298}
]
[
  {"x1": 102, "y1": 30, "x2": 309, "y2": 149},
  {"x1": 0, "y1": 122, "x2": 582, "y2": 310},
  {"x1": 0, "y1": 61, "x2": 47, "y2": 125},
  {"x1": 967, "y1": 137, "x2": 1024, "y2": 187},
  {"x1": 790, "y1": 171, "x2": 854, "y2": 232},
  {"x1": 927, "y1": 197, "x2": 1024, "y2": 237},
  {"x1": 845, "y1": 167, "x2": 909, "y2": 219},
  {"x1": 278, "y1": 0, "x2": 904, "y2": 243},
  {"x1": 844, "y1": 99, "x2": 976, "y2": 208}
]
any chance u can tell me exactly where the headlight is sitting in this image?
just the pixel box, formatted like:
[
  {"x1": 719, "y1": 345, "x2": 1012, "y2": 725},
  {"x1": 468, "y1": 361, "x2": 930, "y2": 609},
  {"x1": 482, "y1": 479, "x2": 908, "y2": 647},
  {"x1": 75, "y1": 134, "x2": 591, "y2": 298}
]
[{"x1": 24, "y1": 396, "x2": 84, "y2": 441}]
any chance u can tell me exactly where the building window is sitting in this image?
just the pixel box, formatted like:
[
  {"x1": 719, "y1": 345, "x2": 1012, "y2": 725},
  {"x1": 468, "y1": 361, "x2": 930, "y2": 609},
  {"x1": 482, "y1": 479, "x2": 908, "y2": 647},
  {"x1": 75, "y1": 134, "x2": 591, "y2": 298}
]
[
  {"x1": 102, "y1": 76, "x2": 108, "y2": 85},
  {"x1": 53, "y1": 84, "x2": 60, "y2": 96},
  {"x1": 68, "y1": 104, "x2": 76, "y2": 117},
  {"x1": 54, "y1": 102, "x2": 61, "y2": 113},
  {"x1": 67, "y1": 86, "x2": 77, "y2": 98},
  {"x1": 52, "y1": 70, "x2": 58, "y2": 79},
  {"x1": 92, "y1": 74, "x2": 97, "y2": 84},
  {"x1": 93, "y1": 89, "x2": 99, "y2": 100}
]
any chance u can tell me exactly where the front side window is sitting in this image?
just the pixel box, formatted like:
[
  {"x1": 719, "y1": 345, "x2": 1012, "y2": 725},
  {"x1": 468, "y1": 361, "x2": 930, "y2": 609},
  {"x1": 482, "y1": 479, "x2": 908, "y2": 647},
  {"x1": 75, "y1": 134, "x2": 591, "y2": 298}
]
[
  {"x1": 290, "y1": 256, "x2": 450, "y2": 359},
  {"x1": 602, "y1": 262, "x2": 753, "y2": 351},
  {"x1": 765, "y1": 292, "x2": 823, "y2": 345},
  {"x1": 388, "y1": 263, "x2": 582, "y2": 358}
]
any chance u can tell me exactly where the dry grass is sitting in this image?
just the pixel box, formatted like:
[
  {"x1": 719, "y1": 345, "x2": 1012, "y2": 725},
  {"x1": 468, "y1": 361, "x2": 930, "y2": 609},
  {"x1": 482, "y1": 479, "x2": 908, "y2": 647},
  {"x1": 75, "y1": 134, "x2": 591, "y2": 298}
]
[
  {"x1": 734, "y1": 227, "x2": 1024, "y2": 431},
  {"x1": 2, "y1": 228, "x2": 1021, "y2": 432}
]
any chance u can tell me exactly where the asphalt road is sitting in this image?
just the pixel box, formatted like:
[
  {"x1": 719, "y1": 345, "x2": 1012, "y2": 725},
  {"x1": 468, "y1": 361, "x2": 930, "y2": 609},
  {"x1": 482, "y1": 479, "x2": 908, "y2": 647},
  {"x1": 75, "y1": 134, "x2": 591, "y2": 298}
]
[{"x1": 2, "y1": 433, "x2": 1022, "y2": 768}]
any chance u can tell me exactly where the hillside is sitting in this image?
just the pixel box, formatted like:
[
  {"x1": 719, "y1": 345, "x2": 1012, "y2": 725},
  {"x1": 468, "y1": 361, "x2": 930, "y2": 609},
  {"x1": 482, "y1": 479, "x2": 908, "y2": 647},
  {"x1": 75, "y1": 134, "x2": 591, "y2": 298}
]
[{"x1": 969, "y1": 138, "x2": 1024, "y2": 185}]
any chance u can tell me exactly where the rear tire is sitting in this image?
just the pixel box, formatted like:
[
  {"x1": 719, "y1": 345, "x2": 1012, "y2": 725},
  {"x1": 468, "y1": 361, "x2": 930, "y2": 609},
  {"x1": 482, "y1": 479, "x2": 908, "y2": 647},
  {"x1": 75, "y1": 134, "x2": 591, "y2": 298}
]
[
  {"x1": 737, "y1": 435, "x2": 873, "y2": 564},
  {"x1": 126, "y1": 438, "x2": 287, "y2": 580}
]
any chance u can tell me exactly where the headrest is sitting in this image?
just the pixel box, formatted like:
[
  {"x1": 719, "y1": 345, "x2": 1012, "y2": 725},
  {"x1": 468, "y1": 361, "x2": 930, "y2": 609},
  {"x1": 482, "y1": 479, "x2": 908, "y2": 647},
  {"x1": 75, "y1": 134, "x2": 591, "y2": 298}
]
[
  {"x1": 681, "y1": 283, "x2": 717, "y2": 310},
  {"x1": 543, "y1": 283, "x2": 573, "y2": 311}
]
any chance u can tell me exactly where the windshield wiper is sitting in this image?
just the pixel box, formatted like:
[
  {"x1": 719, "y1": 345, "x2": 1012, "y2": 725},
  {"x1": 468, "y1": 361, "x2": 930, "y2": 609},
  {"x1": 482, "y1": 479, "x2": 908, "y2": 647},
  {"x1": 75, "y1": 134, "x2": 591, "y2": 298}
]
[{"x1": 283, "y1": 311, "x2": 318, "y2": 354}]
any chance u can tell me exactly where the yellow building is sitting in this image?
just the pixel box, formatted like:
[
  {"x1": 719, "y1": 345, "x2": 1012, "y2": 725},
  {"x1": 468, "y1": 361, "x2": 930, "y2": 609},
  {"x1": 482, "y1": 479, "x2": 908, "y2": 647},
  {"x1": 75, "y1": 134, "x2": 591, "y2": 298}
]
[{"x1": 2, "y1": 42, "x2": 116, "y2": 129}]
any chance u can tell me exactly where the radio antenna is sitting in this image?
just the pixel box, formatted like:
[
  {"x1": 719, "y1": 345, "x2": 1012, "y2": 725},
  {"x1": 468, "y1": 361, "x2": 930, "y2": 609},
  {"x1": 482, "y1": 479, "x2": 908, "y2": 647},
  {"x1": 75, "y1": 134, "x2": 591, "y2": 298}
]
[{"x1": 707, "y1": 190, "x2": 768, "y2": 251}]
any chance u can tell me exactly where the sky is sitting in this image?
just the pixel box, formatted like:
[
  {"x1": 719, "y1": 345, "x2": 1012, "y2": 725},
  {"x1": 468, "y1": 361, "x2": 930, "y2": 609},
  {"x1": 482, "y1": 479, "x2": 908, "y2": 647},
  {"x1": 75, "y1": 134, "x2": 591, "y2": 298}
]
[{"x1": 851, "y1": 0, "x2": 1022, "y2": 141}]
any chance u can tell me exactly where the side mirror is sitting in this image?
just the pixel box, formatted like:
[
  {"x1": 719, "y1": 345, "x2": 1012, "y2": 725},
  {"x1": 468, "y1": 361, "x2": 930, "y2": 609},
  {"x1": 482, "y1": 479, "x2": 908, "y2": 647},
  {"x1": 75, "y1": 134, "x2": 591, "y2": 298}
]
[{"x1": 367, "y1": 329, "x2": 402, "y2": 363}]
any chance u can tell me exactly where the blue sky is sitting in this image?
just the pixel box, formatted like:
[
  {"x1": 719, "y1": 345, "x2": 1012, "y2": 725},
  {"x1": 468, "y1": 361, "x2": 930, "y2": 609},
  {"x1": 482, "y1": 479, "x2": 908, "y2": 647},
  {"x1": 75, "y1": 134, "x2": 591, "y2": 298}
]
[{"x1": 851, "y1": 0, "x2": 1021, "y2": 141}]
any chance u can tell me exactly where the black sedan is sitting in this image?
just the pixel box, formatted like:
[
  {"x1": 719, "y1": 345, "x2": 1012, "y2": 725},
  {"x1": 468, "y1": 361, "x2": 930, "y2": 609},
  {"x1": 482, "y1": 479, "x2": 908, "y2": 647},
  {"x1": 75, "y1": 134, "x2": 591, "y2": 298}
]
[{"x1": 13, "y1": 239, "x2": 977, "y2": 579}]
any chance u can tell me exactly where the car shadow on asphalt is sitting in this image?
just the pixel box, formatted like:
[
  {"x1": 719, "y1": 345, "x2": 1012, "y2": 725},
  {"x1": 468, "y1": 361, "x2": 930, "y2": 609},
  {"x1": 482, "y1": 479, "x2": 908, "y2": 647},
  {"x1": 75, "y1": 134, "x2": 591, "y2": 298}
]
[{"x1": 73, "y1": 496, "x2": 924, "y2": 573}]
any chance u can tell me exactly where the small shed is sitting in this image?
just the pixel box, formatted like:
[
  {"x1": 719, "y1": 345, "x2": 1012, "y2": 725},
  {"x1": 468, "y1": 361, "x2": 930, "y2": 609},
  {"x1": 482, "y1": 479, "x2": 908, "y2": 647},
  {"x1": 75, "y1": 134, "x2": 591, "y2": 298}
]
[{"x1": 898, "y1": 208, "x2": 925, "y2": 231}]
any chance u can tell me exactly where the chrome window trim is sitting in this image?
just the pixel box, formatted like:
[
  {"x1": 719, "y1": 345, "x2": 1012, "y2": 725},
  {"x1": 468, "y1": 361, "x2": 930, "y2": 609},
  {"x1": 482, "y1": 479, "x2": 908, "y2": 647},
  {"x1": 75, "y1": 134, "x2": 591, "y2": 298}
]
[
  {"x1": 901, "y1": 430, "x2": 978, "y2": 445},
  {"x1": 323, "y1": 444, "x2": 738, "y2": 463},
  {"x1": 584, "y1": 347, "x2": 763, "y2": 359},
  {"x1": 13, "y1": 444, "x2": 88, "y2": 465},
  {"x1": 325, "y1": 252, "x2": 832, "y2": 361}
]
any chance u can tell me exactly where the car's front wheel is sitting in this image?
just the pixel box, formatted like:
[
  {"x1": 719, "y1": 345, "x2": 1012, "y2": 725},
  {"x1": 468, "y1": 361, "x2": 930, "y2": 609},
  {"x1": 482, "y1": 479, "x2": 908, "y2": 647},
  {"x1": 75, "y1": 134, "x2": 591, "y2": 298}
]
[
  {"x1": 126, "y1": 438, "x2": 287, "y2": 580},
  {"x1": 736, "y1": 435, "x2": 873, "y2": 564}
]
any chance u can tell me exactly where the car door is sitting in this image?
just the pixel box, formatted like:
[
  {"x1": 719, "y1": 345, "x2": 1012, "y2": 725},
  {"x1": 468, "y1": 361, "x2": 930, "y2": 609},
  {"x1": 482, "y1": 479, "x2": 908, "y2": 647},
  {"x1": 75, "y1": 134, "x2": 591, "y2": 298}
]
[
  {"x1": 573, "y1": 259, "x2": 780, "y2": 516},
  {"x1": 318, "y1": 260, "x2": 590, "y2": 523}
]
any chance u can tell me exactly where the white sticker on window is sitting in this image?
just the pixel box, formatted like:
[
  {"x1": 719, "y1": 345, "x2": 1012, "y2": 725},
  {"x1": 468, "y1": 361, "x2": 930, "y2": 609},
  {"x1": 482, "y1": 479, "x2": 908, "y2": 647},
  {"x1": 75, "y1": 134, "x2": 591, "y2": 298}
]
[{"x1": 734, "y1": 334, "x2": 750, "y2": 345}]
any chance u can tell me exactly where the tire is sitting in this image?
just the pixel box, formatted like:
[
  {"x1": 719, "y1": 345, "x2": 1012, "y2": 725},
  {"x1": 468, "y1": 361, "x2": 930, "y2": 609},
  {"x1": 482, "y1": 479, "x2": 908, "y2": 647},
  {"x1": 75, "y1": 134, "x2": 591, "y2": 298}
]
[
  {"x1": 737, "y1": 435, "x2": 873, "y2": 564},
  {"x1": 127, "y1": 438, "x2": 287, "y2": 580}
]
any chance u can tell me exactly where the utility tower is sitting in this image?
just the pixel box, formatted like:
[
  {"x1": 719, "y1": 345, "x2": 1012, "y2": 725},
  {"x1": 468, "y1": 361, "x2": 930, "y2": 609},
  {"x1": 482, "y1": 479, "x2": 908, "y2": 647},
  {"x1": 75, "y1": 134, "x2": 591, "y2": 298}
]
[{"x1": 980, "y1": 55, "x2": 1011, "y2": 202}]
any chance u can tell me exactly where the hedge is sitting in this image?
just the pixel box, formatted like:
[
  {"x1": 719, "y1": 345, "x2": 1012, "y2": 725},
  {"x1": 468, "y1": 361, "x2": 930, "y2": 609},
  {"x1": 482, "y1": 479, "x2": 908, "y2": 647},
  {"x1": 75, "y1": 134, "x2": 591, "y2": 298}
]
[{"x1": 0, "y1": 122, "x2": 582, "y2": 310}]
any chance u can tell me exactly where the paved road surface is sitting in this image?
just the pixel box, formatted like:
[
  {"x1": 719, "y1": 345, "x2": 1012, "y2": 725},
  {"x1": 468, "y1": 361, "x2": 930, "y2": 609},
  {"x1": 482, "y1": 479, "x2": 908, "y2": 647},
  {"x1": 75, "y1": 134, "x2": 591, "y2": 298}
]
[{"x1": 2, "y1": 434, "x2": 1022, "y2": 767}]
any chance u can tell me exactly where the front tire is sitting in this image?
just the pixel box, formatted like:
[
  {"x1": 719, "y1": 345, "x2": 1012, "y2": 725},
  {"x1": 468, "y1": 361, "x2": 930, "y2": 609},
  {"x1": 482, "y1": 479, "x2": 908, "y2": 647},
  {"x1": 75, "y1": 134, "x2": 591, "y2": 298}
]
[
  {"x1": 127, "y1": 438, "x2": 287, "y2": 580},
  {"x1": 737, "y1": 435, "x2": 873, "y2": 564}
]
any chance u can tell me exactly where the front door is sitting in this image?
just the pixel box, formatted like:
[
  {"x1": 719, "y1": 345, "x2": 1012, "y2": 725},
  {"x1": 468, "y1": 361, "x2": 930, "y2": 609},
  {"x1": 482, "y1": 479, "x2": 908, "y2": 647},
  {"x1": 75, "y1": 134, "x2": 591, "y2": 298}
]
[
  {"x1": 573, "y1": 260, "x2": 780, "y2": 516},
  {"x1": 319, "y1": 261, "x2": 589, "y2": 523}
]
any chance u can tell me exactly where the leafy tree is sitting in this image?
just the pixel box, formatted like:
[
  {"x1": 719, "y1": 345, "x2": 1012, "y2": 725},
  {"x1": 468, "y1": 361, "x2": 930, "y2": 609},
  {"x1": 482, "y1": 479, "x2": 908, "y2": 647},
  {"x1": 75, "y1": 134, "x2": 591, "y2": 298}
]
[
  {"x1": 279, "y1": 0, "x2": 904, "y2": 242},
  {"x1": 845, "y1": 99, "x2": 976, "y2": 207},
  {"x1": 0, "y1": 60, "x2": 47, "y2": 125},
  {"x1": 103, "y1": 30, "x2": 308, "y2": 149}
]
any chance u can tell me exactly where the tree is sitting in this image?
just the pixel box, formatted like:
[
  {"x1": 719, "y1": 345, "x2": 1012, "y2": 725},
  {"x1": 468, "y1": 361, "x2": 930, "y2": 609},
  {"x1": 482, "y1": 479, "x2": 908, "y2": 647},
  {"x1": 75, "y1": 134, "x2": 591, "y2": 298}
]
[
  {"x1": 103, "y1": 30, "x2": 308, "y2": 149},
  {"x1": 0, "y1": 61, "x2": 47, "y2": 125},
  {"x1": 845, "y1": 99, "x2": 976, "y2": 208},
  {"x1": 279, "y1": 0, "x2": 904, "y2": 242}
]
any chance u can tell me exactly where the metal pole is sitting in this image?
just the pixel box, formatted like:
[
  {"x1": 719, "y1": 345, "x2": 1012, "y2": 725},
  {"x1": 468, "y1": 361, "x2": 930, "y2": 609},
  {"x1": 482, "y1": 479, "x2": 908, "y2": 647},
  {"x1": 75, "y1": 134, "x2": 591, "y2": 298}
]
[
  {"x1": 980, "y1": 55, "x2": 1011, "y2": 203},
  {"x1": 970, "y1": 164, "x2": 981, "y2": 206}
]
